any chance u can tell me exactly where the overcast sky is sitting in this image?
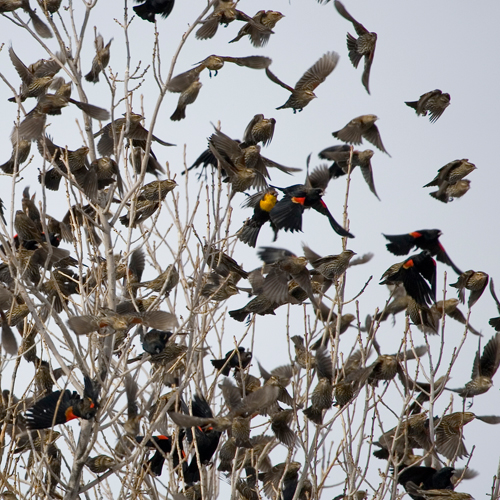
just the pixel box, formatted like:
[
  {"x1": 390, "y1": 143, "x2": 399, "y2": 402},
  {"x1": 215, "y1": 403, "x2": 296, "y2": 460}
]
[{"x1": 1, "y1": 0, "x2": 500, "y2": 498}]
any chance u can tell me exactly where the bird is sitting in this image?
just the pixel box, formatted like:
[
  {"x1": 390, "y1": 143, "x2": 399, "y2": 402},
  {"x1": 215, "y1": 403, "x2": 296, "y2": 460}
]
[
  {"x1": 380, "y1": 251, "x2": 436, "y2": 307},
  {"x1": 383, "y1": 229, "x2": 462, "y2": 275},
  {"x1": 431, "y1": 299, "x2": 481, "y2": 336},
  {"x1": 237, "y1": 188, "x2": 279, "y2": 248},
  {"x1": 211, "y1": 347, "x2": 252, "y2": 376},
  {"x1": 167, "y1": 55, "x2": 272, "y2": 93},
  {"x1": 229, "y1": 10, "x2": 284, "y2": 47},
  {"x1": 25, "y1": 375, "x2": 98, "y2": 429},
  {"x1": 195, "y1": 0, "x2": 270, "y2": 40},
  {"x1": 0, "y1": 139, "x2": 31, "y2": 174},
  {"x1": 334, "y1": 0, "x2": 377, "y2": 94},
  {"x1": 447, "y1": 332, "x2": 500, "y2": 397},
  {"x1": 404, "y1": 482, "x2": 472, "y2": 500},
  {"x1": 429, "y1": 179, "x2": 471, "y2": 203},
  {"x1": 170, "y1": 80, "x2": 202, "y2": 121},
  {"x1": 265, "y1": 51, "x2": 340, "y2": 112},
  {"x1": 398, "y1": 466, "x2": 455, "y2": 499},
  {"x1": 489, "y1": 279, "x2": 500, "y2": 331},
  {"x1": 133, "y1": 0, "x2": 175, "y2": 22},
  {"x1": 318, "y1": 145, "x2": 379, "y2": 200},
  {"x1": 450, "y1": 270, "x2": 489, "y2": 308},
  {"x1": 0, "y1": 1, "x2": 52, "y2": 38},
  {"x1": 406, "y1": 90, "x2": 451, "y2": 123},
  {"x1": 332, "y1": 115, "x2": 390, "y2": 156},
  {"x1": 423, "y1": 159, "x2": 476, "y2": 200},
  {"x1": 241, "y1": 114, "x2": 276, "y2": 147},
  {"x1": 269, "y1": 184, "x2": 354, "y2": 238},
  {"x1": 135, "y1": 435, "x2": 173, "y2": 476},
  {"x1": 229, "y1": 293, "x2": 280, "y2": 323},
  {"x1": 94, "y1": 114, "x2": 175, "y2": 157},
  {"x1": 86, "y1": 455, "x2": 116, "y2": 474},
  {"x1": 85, "y1": 34, "x2": 113, "y2": 83}
]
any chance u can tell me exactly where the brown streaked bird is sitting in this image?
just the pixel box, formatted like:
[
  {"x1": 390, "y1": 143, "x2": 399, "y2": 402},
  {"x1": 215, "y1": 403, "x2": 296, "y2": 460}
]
[
  {"x1": 167, "y1": 55, "x2": 272, "y2": 93},
  {"x1": 129, "y1": 144, "x2": 166, "y2": 178},
  {"x1": 94, "y1": 113, "x2": 175, "y2": 157},
  {"x1": 241, "y1": 114, "x2": 276, "y2": 147},
  {"x1": 318, "y1": 145, "x2": 379, "y2": 199},
  {"x1": 374, "y1": 284, "x2": 411, "y2": 323},
  {"x1": 332, "y1": 115, "x2": 390, "y2": 156},
  {"x1": 36, "y1": 90, "x2": 110, "y2": 120},
  {"x1": 85, "y1": 34, "x2": 113, "y2": 83},
  {"x1": 424, "y1": 159, "x2": 476, "y2": 200},
  {"x1": 259, "y1": 461, "x2": 302, "y2": 500},
  {"x1": 0, "y1": 139, "x2": 31, "y2": 174},
  {"x1": 404, "y1": 374, "x2": 448, "y2": 415},
  {"x1": 404, "y1": 481, "x2": 472, "y2": 500},
  {"x1": 229, "y1": 293, "x2": 280, "y2": 322},
  {"x1": 303, "y1": 346, "x2": 333, "y2": 425},
  {"x1": 311, "y1": 308, "x2": 356, "y2": 349},
  {"x1": 450, "y1": 270, "x2": 489, "y2": 308},
  {"x1": 431, "y1": 299, "x2": 481, "y2": 336},
  {"x1": 200, "y1": 272, "x2": 239, "y2": 302},
  {"x1": 258, "y1": 362, "x2": 295, "y2": 407},
  {"x1": 8, "y1": 46, "x2": 61, "y2": 102},
  {"x1": 406, "y1": 297, "x2": 438, "y2": 335},
  {"x1": 170, "y1": 79, "x2": 202, "y2": 121},
  {"x1": 203, "y1": 243, "x2": 248, "y2": 280},
  {"x1": 119, "y1": 179, "x2": 177, "y2": 227},
  {"x1": 90, "y1": 156, "x2": 123, "y2": 194},
  {"x1": 406, "y1": 89, "x2": 451, "y2": 123},
  {"x1": 265, "y1": 51, "x2": 340, "y2": 112},
  {"x1": 447, "y1": 332, "x2": 500, "y2": 398},
  {"x1": 39, "y1": 0, "x2": 62, "y2": 13},
  {"x1": 229, "y1": 10, "x2": 284, "y2": 47},
  {"x1": 430, "y1": 179, "x2": 471, "y2": 203},
  {"x1": 137, "y1": 264, "x2": 179, "y2": 297},
  {"x1": 367, "y1": 346, "x2": 428, "y2": 387},
  {"x1": 435, "y1": 412, "x2": 500, "y2": 460},
  {"x1": 333, "y1": 364, "x2": 372, "y2": 408},
  {"x1": 86, "y1": 455, "x2": 116, "y2": 473},
  {"x1": 291, "y1": 335, "x2": 315, "y2": 370},
  {"x1": 334, "y1": 0, "x2": 377, "y2": 94},
  {"x1": 196, "y1": 0, "x2": 272, "y2": 40}
]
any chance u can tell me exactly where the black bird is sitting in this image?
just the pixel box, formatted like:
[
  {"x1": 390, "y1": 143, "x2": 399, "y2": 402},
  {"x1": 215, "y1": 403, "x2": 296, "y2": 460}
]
[{"x1": 133, "y1": 0, "x2": 175, "y2": 22}]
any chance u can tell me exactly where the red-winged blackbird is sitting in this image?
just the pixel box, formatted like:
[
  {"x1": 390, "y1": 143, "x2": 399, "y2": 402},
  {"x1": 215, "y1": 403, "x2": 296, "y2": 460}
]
[
  {"x1": 303, "y1": 346, "x2": 333, "y2": 424},
  {"x1": 383, "y1": 229, "x2": 462, "y2": 275},
  {"x1": 85, "y1": 34, "x2": 113, "y2": 83},
  {"x1": 133, "y1": 0, "x2": 175, "y2": 22},
  {"x1": 334, "y1": 0, "x2": 377, "y2": 95},
  {"x1": 25, "y1": 375, "x2": 98, "y2": 429},
  {"x1": 318, "y1": 145, "x2": 379, "y2": 199},
  {"x1": 269, "y1": 184, "x2": 354, "y2": 238},
  {"x1": 332, "y1": 114, "x2": 390, "y2": 156},
  {"x1": 447, "y1": 332, "x2": 500, "y2": 397},
  {"x1": 265, "y1": 52, "x2": 339, "y2": 112},
  {"x1": 406, "y1": 90, "x2": 451, "y2": 123},
  {"x1": 196, "y1": 1, "x2": 271, "y2": 40},
  {"x1": 136, "y1": 435, "x2": 172, "y2": 476},
  {"x1": 398, "y1": 466, "x2": 455, "y2": 499},
  {"x1": 229, "y1": 10, "x2": 284, "y2": 47},
  {"x1": 450, "y1": 270, "x2": 488, "y2": 308},
  {"x1": 238, "y1": 189, "x2": 279, "y2": 247},
  {"x1": 211, "y1": 347, "x2": 252, "y2": 376},
  {"x1": 380, "y1": 251, "x2": 436, "y2": 307},
  {"x1": 183, "y1": 395, "x2": 222, "y2": 484}
]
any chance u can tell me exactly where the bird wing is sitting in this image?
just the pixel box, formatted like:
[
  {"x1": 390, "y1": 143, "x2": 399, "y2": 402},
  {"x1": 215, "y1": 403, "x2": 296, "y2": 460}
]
[
  {"x1": 480, "y1": 332, "x2": 500, "y2": 379},
  {"x1": 265, "y1": 67, "x2": 294, "y2": 93},
  {"x1": 334, "y1": 0, "x2": 369, "y2": 35},
  {"x1": 269, "y1": 196, "x2": 304, "y2": 232},
  {"x1": 363, "y1": 125, "x2": 390, "y2": 156},
  {"x1": 167, "y1": 68, "x2": 201, "y2": 93},
  {"x1": 223, "y1": 55, "x2": 272, "y2": 69},
  {"x1": 294, "y1": 51, "x2": 339, "y2": 92},
  {"x1": 9, "y1": 46, "x2": 33, "y2": 85},
  {"x1": 361, "y1": 47, "x2": 375, "y2": 95},
  {"x1": 360, "y1": 161, "x2": 380, "y2": 200},
  {"x1": 307, "y1": 164, "x2": 331, "y2": 191}
]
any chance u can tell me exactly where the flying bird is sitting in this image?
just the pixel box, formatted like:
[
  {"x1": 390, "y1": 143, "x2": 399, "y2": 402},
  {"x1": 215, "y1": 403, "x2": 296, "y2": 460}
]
[{"x1": 406, "y1": 89, "x2": 451, "y2": 123}]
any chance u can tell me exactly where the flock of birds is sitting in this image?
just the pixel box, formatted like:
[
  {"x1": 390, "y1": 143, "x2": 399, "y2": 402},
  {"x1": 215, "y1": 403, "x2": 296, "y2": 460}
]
[{"x1": 0, "y1": 1, "x2": 495, "y2": 500}]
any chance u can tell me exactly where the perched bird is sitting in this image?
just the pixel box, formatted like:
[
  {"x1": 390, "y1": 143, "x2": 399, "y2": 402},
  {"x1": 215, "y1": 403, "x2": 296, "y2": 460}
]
[
  {"x1": 229, "y1": 10, "x2": 284, "y2": 47},
  {"x1": 238, "y1": 189, "x2": 279, "y2": 248},
  {"x1": 423, "y1": 159, "x2": 476, "y2": 200},
  {"x1": 211, "y1": 347, "x2": 252, "y2": 376},
  {"x1": 447, "y1": 332, "x2": 500, "y2": 397},
  {"x1": 136, "y1": 264, "x2": 179, "y2": 297},
  {"x1": 119, "y1": 179, "x2": 177, "y2": 227},
  {"x1": 25, "y1": 375, "x2": 98, "y2": 429},
  {"x1": 380, "y1": 251, "x2": 436, "y2": 307},
  {"x1": 332, "y1": 115, "x2": 390, "y2": 156},
  {"x1": 430, "y1": 179, "x2": 471, "y2": 204},
  {"x1": 318, "y1": 145, "x2": 379, "y2": 199},
  {"x1": 265, "y1": 51, "x2": 340, "y2": 112},
  {"x1": 269, "y1": 184, "x2": 354, "y2": 237},
  {"x1": 167, "y1": 55, "x2": 271, "y2": 93},
  {"x1": 85, "y1": 34, "x2": 113, "y2": 83},
  {"x1": 86, "y1": 455, "x2": 116, "y2": 474},
  {"x1": 170, "y1": 80, "x2": 202, "y2": 121},
  {"x1": 196, "y1": 0, "x2": 269, "y2": 40},
  {"x1": 94, "y1": 113, "x2": 175, "y2": 157},
  {"x1": 406, "y1": 90, "x2": 451, "y2": 123},
  {"x1": 450, "y1": 270, "x2": 489, "y2": 308},
  {"x1": 200, "y1": 272, "x2": 239, "y2": 301},
  {"x1": 334, "y1": 0, "x2": 377, "y2": 94},
  {"x1": 291, "y1": 335, "x2": 315, "y2": 369},
  {"x1": 133, "y1": 0, "x2": 175, "y2": 22},
  {"x1": 241, "y1": 114, "x2": 276, "y2": 147},
  {"x1": 303, "y1": 346, "x2": 334, "y2": 425},
  {"x1": 383, "y1": 229, "x2": 462, "y2": 275},
  {"x1": 0, "y1": 139, "x2": 31, "y2": 174},
  {"x1": 203, "y1": 243, "x2": 248, "y2": 280}
]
